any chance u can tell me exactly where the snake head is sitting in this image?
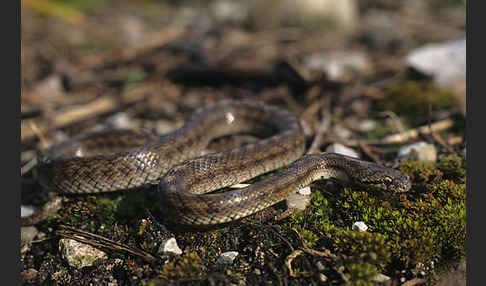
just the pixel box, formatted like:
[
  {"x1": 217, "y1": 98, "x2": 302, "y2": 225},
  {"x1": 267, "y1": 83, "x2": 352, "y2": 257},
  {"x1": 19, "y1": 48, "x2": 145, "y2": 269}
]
[
  {"x1": 329, "y1": 154, "x2": 412, "y2": 194},
  {"x1": 350, "y1": 163, "x2": 411, "y2": 193}
]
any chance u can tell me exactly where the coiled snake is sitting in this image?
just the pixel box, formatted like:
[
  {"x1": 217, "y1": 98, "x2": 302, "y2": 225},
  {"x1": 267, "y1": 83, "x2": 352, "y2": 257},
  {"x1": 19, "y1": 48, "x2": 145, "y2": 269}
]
[{"x1": 34, "y1": 100, "x2": 410, "y2": 226}]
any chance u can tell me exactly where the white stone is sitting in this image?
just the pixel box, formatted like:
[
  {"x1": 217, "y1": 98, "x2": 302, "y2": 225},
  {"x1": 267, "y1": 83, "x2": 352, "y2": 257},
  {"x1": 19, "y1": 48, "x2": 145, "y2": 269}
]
[
  {"x1": 356, "y1": 119, "x2": 377, "y2": 133},
  {"x1": 21, "y1": 205, "x2": 35, "y2": 217},
  {"x1": 398, "y1": 142, "x2": 437, "y2": 162},
  {"x1": 59, "y1": 239, "x2": 107, "y2": 269},
  {"x1": 298, "y1": 186, "x2": 311, "y2": 196},
  {"x1": 406, "y1": 37, "x2": 466, "y2": 85},
  {"x1": 158, "y1": 237, "x2": 183, "y2": 256},
  {"x1": 373, "y1": 273, "x2": 391, "y2": 283},
  {"x1": 326, "y1": 143, "x2": 359, "y2": 158},
  {"x1": 352, "y1": 221, "x2": 368, "y2": 232},
  {"x1": 108, "y1": 113, "x2": 132, "y2": 129},
  {"x1": 304, "y1": 51, "x2": 370, "y2": 82},
  {"x1": 216, "y1": 251, "x2": 239, "y2": 265},
  {"x1": 319, "y1": 273, "x2": 328, "y2": 282},
  {"x1": 316, "y1": 261, "x2": 326, "y2": 272},
  {"x1": 286, "y1": 193, "x2": 311, "y2": 211}
]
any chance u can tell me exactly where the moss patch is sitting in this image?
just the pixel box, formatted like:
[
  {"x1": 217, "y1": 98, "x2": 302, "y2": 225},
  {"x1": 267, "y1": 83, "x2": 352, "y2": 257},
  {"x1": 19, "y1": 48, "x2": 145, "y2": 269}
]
[
  {"x1": 286, "y1": 154, "x2": 466, "y2": 284},
  {"x1": 376, "y1": 81, "x2": 457, "y2": 119}
]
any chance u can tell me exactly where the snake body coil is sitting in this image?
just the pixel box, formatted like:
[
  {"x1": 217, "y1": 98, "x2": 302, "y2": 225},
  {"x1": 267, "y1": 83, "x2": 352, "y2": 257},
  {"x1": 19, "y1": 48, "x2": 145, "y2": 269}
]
[{"x1": 35, "y1": 100, "x2": 410, "y2": 226}]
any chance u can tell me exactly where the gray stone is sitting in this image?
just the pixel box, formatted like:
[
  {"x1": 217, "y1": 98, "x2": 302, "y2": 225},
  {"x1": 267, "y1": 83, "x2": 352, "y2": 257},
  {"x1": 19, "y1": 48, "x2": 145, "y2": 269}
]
[
  {"x1": 325, "y1": 143, "x2": 359, "y2": 158},
  {"x1": 216, "y1": 251, "x2": 239, "y2": 265},
  {"x1": 21, "y1": 226, "x2": 38, "y2": 245},
  {"x1": 59, "y1": 239, "x2": 108, "y2": 269},
  {"x1": 286, "y1": 193, "x2": 311, "y2": 211},
  {"x1": 397, "y1": 142, "x2": 437, "y2": 162}
]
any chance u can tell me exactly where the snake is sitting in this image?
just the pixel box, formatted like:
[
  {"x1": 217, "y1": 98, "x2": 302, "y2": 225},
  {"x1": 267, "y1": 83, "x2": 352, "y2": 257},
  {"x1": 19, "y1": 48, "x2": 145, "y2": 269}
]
[{"x1": 34, "y1": 100, "x2": 411, "y2": 226}]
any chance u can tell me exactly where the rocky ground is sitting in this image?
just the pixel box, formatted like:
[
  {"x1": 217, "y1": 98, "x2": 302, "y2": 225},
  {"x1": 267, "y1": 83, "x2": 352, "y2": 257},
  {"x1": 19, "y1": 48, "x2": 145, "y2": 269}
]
[{"x1": 21, "y1": 0, "x2": 466, "y2": 285}]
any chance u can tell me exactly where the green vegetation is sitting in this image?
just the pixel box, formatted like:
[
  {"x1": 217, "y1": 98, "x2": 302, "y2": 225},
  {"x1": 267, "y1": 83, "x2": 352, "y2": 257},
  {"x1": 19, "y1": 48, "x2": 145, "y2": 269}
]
[
  {"x1": 49, "y1": 154, "x2": 465, "y2": 284},
  {"x1": 377, "y1": 81, "x2": 457, "y2": 118},
  {"x1": 155, "y1": 252, "x2": 205, "y2": 282},
  {"x1": 287, "y1": 154, "x2": 466, "y2": 284}
]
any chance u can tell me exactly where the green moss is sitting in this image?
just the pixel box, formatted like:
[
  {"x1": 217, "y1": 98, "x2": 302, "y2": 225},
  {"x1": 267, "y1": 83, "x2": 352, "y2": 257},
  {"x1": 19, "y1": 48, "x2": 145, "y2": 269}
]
[
  {"x1": 156, "y1": 252, "x2": 205, "y2": 282},
  {"x1": 287, "y1": 154, "x2": 466, "y2": 283},
  {"x1": 376, "y1": 81, "x2": 457, "y2": 118}
]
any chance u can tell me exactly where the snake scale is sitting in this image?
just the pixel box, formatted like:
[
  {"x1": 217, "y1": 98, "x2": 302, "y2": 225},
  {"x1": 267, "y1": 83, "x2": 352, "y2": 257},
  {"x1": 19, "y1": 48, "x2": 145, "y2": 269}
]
[{"x1": 34, "y1": 100, "x2": 410, "y2": 226}]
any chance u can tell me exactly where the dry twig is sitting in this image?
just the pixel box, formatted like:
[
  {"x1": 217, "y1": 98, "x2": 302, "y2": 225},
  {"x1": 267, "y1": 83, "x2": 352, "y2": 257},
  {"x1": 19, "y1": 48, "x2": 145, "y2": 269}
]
[
  {"x1": 21, "y1": 84, "x2": 153, "y2": 143},
  {"x1": 57, "y1": 225, "x2": 158, "y2": 262}
]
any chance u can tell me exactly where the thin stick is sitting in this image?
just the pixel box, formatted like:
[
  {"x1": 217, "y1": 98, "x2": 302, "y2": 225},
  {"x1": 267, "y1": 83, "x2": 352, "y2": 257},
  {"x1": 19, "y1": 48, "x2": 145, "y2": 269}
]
[
  {"x1": 57, "y1": 225, "x2": 158, "y2": 262},
  {"x1": 344, "y1": 118, "x2": 455, "y2": 147},
  {"x1": 307, "y1": 99, "x2": 331, "y2": 154}
]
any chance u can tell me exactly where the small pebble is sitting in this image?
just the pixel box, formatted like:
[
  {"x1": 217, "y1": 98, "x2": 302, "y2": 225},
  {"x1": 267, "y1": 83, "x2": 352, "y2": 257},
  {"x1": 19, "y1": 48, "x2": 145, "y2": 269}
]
[
  {"x1": 326, "y1": 143, "x2": 359, "y2": 158},
  {"x1": 397, "y1": 142, "x2": 437, "y2": 162},
  {"x1": 158, "y1": 237, "x2": 183, "y2": 256},
  {"x1": 216, "y1": 251, "x2": 239, "y2": 265},
  {"x1": 318, "y1": 273, "x2": 328, "y2": 282},
  {"x1": 373, "y1": 273, "x2": 391, "y2": 283},
  {"x1": 59, "y1": 238, "x2": 108, "y2": 269},
  {"x1": 108, "y1": 113, "x2": 133, "y2": 129},
  {"x1": 356, "y1": 119, "x2": 377, "y2": 133},
  {"x1": 286, "y1": 193, "x2": 311, "y2": 211},
  {"x1": 316, "y1": 261, "x2": 326, "y2": 272},
  {"x1": 21, "y1": 205, "x2": 35, "y2": 217},
  {"x1": 352, "y1": 221, "x2": 368, "y2": 232},
  {"x1": 298, "y1": 186, "x2": 311, "y2": 196},
  {"x1": 21, "y1": 226, "x2": 38, "y2": 245}
]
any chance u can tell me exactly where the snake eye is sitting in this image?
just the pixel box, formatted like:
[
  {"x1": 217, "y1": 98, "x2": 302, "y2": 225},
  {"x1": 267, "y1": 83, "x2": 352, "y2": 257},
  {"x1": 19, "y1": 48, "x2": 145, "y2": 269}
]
[{"x1": 384, "y1": 176, "x2": 393, "y2": 186}]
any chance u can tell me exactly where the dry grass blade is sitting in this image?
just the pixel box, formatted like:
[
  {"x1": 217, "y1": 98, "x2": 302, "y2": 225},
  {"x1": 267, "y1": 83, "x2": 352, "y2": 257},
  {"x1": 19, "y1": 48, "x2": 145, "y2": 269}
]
[{"x1": 21, "y1": 85, "x2": 152, "y2": 143}]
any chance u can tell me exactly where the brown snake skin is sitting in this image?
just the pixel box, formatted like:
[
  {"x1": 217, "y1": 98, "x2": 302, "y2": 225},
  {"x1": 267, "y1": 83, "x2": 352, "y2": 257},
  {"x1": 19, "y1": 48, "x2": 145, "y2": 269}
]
[{"x1": 34, "y1": 100, "x2": 410, "y2": 226}]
